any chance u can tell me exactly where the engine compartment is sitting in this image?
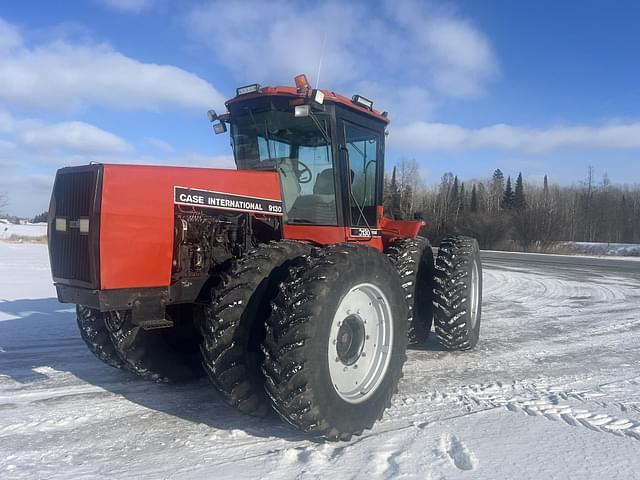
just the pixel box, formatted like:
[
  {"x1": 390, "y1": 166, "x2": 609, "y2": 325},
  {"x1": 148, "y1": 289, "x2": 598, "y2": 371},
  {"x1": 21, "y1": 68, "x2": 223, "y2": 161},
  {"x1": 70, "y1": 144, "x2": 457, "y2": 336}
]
[{"x1": 171, "y1": 207, "x2": 282, "y2": 282}]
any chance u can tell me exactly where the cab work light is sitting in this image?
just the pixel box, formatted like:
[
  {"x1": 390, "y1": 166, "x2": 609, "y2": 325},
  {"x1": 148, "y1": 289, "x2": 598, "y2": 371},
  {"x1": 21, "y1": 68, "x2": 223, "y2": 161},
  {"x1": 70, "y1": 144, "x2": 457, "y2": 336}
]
[
  {"x1": 311, "y1": 89, "x2": 325, "y2": 105},
  {"x1": 213, "y1": 122, "x2": 227, "y2": 134},
  {"x1": 294, "y1": 105, "x2": 310, "y2": 117},
  {"x1": 236, "y1": 84, "x2": 260, "y2": 96},
  {"x1": 352, "y1": 95, "x2": 373, "y2": 110}
]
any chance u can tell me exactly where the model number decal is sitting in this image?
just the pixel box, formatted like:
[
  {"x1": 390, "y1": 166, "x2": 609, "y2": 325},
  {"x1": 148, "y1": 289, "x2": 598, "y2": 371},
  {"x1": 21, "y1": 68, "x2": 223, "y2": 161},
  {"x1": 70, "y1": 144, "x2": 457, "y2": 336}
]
[
  {"x1": 174, "y1": 186, "x2": 283, "y2": 216},
  {"x1": 350, "y1": 228, "x2": 380, "y2": 237}
]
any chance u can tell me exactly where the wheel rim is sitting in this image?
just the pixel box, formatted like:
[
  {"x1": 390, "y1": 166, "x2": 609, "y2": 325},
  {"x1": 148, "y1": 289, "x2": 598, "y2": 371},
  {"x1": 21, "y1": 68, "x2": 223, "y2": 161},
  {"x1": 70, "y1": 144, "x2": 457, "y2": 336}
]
[
  {"x1": 469, "y1": 259, "x2": 480, "y2": 330},
  {"x1": 327, "y1": 283, "x2": 393, "y2": 404}
]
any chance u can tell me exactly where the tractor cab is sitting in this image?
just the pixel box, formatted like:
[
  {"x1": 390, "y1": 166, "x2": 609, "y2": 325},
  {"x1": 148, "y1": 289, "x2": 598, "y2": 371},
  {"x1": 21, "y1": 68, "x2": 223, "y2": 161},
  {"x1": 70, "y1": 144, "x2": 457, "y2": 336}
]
[{"x1": 210, "y1": 75, "x2": 421, "y2": 246}]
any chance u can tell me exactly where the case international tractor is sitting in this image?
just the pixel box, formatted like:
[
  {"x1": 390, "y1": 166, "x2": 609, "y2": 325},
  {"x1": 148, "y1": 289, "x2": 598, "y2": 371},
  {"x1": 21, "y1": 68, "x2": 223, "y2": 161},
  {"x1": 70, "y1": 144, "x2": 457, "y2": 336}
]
[{"x1": 48, "y1": 75, "x2": 482, "y2": 440}]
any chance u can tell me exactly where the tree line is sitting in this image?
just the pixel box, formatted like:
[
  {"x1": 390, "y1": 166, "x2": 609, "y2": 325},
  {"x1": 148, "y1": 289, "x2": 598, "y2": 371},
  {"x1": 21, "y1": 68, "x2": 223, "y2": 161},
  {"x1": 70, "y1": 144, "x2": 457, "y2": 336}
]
[{"x1": 384, "y1": 159, "x2": 640, "y2": 250}]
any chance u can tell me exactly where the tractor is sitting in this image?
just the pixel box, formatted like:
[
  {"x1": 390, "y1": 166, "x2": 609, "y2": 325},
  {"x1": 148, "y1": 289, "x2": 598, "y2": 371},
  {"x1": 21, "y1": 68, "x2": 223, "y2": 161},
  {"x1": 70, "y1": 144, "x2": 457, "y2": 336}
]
[{"x1": 47, "y1": 74, "x2": 482, "y2": 440}]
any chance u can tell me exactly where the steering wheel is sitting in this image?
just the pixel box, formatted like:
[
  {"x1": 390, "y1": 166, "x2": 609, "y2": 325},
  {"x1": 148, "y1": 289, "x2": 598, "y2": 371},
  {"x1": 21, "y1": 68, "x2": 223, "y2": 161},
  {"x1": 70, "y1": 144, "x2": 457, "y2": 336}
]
[{"x1": 297, "y1": 160, "x2": 313, "y2": 184}]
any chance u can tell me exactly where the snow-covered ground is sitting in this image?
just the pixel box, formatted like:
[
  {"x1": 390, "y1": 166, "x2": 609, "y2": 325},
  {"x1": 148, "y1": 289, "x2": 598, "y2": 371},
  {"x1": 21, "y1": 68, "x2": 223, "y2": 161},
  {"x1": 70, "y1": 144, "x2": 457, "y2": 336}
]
[
  {"x1": 0, "y1": 223, "x2": 47, "y2": 241},
  {"x1": 1, "y1": 244, "x2": 640, "y2": 479}
]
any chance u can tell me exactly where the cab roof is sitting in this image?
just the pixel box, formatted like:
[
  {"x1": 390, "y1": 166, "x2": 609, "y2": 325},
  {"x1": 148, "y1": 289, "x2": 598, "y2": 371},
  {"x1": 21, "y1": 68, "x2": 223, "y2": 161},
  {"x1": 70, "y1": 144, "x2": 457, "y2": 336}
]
[{"x1": 225, "y1": 85, "x2": 390, "y2": 125}]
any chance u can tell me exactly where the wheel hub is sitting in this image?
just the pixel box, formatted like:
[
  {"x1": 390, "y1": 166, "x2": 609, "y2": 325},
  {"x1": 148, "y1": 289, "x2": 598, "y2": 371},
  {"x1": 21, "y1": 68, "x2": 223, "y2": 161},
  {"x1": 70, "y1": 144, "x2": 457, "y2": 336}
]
[
  {"x1": 336, "y1": 314, "x2": 365, "y2": 366},
  {"x1": 327, "y1": 283, "x2": 394, "y2": 404}
]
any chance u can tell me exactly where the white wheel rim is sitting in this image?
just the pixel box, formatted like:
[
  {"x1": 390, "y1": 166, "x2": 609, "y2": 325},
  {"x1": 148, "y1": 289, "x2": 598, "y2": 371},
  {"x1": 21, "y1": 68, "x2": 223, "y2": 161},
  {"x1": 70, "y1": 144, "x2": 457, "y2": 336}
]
[
  {"x1": 469, "y1": 259, "x2": 480, "y2": 329},
  {"x1": 327, "y1": 283, "x2": 393, "y2": 404}
]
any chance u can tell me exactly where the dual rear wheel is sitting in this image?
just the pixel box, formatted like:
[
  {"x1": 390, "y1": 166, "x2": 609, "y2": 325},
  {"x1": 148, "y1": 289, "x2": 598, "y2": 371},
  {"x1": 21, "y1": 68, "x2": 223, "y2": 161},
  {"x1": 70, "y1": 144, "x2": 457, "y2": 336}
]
[{"x1": 75, "y1": 236, "x2": 481, "y2": 439}]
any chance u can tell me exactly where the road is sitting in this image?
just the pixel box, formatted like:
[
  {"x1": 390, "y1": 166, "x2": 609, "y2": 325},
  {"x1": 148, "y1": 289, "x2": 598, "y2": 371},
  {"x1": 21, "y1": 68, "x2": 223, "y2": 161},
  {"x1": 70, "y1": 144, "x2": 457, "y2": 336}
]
[{"x1": 1, "y1": 244, "x2": 640, "y2": 479}]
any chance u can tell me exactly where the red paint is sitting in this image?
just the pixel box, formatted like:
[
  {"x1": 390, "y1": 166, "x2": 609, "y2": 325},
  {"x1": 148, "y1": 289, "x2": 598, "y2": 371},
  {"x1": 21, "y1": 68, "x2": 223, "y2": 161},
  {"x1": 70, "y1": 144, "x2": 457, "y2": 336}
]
[
  {"x1": 100, "y1": 164, "x2": 281, "y2": 289},
  {"x1": 283, "y1": 225, "x2": 385, "y2": 251},
  {"x1": 380, "y1": 216, "x2": 425, "y2": 240}
]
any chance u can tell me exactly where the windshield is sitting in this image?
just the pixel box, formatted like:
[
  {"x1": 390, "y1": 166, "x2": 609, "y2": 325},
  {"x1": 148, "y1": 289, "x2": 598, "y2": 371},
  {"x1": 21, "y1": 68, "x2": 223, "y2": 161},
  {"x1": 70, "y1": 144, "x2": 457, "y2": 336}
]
[{"x1": 231, "y1": 110, "x2": 337, "y2": 225}]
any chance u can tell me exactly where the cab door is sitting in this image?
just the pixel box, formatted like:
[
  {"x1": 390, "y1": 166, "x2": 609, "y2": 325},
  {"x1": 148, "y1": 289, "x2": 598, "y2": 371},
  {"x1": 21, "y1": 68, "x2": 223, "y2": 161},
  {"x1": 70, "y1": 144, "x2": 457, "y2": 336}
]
[{"x1": 336, "y1": 113, "x2": 385, "y2": 245}]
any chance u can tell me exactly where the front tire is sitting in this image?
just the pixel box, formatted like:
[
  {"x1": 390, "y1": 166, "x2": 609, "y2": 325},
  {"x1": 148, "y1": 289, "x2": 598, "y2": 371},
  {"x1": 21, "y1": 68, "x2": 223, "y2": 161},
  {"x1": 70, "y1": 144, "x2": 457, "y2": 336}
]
[
  {"x1": 105, "y1": 305, "x2": 204, "y2": 383},
  {"x1": 433, "y1": 236, "x2": 482, "y2": 350},
  {"x1": 262, "y1": 244, "x2": 408, "y2": 440},
  {"x1": 76, "y1": 305, "x2": 124, "y2": 369}
]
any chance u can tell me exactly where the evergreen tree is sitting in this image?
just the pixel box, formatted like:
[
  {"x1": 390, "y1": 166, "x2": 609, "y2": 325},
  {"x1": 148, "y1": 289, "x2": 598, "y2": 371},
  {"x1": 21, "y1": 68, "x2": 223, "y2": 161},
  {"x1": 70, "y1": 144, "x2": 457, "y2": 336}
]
[
  {"x1": 31, "y1": 211, "x2": 48, "y2": 223},
  {"x1": 470, "y1": 184, "x2": 478, "y2": 212},
  {"x1": 502, "y1": 176, "x2": 514, "y2": 209},
  {"x1": 450, "y1": 176, "x2": 459, "y2": 203},
  {"x1": 459, "y1": 182, "x2": 466, "y2": 212},
  {"x1": 490, "y1": 169, "x2": 505, "y2": 213},
  {"x1": 390, "y1": 167, "x2": 402, "y2": 219},
  {"x1": 514, "y1": 172, "x2": 526, "y2": 209},
  {"x1": 543, "y1": 174, "x2": 549, "y2": 197}
]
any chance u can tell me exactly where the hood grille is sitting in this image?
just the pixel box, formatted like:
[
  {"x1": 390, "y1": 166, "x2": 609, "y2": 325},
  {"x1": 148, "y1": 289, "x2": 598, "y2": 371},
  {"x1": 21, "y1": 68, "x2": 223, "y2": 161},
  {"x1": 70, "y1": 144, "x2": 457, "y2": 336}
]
[{"x1": 49, "y1": 165, "x2": 102, "y2": 288}]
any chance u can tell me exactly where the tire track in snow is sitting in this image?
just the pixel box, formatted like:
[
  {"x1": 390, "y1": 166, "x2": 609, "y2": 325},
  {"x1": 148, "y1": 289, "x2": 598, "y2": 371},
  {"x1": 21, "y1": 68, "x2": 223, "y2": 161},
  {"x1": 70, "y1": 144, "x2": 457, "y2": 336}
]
[{"x1": 455, "y1": 380, "x2": 640, "y2": 442}]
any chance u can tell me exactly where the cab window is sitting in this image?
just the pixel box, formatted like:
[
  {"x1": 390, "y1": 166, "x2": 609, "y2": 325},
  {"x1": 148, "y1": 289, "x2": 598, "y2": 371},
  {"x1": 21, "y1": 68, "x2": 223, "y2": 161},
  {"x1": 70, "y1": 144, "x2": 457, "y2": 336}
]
[{"x1": 345, "y1": 123, "x2": 378, "y2": 227}]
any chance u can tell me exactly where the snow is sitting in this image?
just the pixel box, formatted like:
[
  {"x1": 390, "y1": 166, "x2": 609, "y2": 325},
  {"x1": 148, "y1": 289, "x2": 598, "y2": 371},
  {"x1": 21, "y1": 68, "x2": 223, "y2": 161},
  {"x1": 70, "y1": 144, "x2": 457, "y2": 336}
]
[
  {"x1": 555, "y1": 241, "x2": 640, "y2": 257},
  {"x1": 0, "y1": 223, "x2": 47, "y2": 241},
  {"x1": 1, "y1": 244, "x2": 640, "y2": 479}
]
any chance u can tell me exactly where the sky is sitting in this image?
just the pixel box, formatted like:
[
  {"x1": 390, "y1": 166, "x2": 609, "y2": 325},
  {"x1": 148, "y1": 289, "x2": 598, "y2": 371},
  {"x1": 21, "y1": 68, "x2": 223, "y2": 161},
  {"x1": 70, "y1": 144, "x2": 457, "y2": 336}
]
[{"x1": 1, "y1": 0, "x2": 639, "y2": 216}]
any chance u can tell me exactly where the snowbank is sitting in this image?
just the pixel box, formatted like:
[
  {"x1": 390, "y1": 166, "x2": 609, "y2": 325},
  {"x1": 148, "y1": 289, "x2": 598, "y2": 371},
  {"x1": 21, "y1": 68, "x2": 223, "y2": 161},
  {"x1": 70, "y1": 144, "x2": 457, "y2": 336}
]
[
  {"x1": 554, "y1": 241, "x2": 640, "y2": 257},
  {"x1": 0, "y1": 223, "x2": 47, "y2": 242}
]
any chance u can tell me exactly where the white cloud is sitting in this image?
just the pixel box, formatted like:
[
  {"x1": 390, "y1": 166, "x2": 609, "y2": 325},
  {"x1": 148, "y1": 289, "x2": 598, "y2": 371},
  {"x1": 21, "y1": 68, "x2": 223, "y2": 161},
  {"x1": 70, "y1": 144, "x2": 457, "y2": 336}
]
[
  {"x1": 184, "y1": 0, "x2": 498, "y2": 118},
  {"x1": 0, "y1": 17, "x2": 21, "y2": 52},
  {"x1": 0, "y1": 174, "x2": 54, "y2": 217},
  {"x1": 0, "y1": 17, "x2": 225, "y2": 112},
  {"x1": 390, "y1": 121, "x2": 640, "y2": 153},
  {"x1": 20, "y1": 121, "x2": 131, "y2": 154},
  {"x1": 0, "y1": 111, "x2": 14, "y2": 133},
  {"x1": 96, "y1": 0, "x2": 157, "y2": 13},
  {"x1": 0, "y1": 110, "x2": 131, "y2": 156}
]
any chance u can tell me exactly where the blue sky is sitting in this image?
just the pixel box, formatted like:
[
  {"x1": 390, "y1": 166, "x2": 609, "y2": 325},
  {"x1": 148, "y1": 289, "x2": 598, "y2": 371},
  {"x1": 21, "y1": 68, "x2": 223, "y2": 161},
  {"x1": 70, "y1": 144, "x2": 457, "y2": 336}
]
[{"x1": 1, "y1": 0, "x2": 639, "y2": 216}]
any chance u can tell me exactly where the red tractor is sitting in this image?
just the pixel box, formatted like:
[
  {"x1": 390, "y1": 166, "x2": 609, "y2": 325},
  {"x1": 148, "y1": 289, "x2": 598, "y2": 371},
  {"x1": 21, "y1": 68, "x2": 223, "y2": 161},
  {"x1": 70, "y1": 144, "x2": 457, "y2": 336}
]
[{"x1": 48, "y1": 75, "x2": 482, "y2": 440}]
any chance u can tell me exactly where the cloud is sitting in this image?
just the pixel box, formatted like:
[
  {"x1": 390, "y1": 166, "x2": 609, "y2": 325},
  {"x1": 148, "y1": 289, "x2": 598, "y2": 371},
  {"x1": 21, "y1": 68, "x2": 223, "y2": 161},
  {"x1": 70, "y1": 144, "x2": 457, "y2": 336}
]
[
  {"x1": 389, "y1": 121, "x2": 640, "y2": 153},
  {"x1": 0, "y1": 110, "x2": 131, "y2": 157},
  {"x1": 0, "y1": 17, "x2": 225, "y2": 112},
  {"x1": 96, "y1": 0, "x2": 157, "y2": 13},
  {"x1": 0, "y1": 17, "x2": 21, "y2": 52},
  {"x1": 184, "y1": 0, "x2": 498, "y2": 119},
  {"x1": 0, "y1": 173, "x2": 55, "y2": 217},
  {"x1": 20, "y1": 121, "x2": 131, "y2": 154}
]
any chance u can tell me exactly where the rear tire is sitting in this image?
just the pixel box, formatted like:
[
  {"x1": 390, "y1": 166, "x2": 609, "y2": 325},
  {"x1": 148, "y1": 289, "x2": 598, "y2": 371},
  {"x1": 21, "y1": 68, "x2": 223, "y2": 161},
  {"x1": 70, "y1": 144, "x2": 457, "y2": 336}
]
[
  {"x1": 386, "y1": 236, "x2": 435, "y2": 345},
  {"x1": 433, "y1": 235, "x2": 482, "y2": 350},
  {"x1": 262, "y1": 244, "x2": 408, "y2": 440},
  {"x1": 105, "y1": 305, "x2": 204, "y2": 383},
  {"x1": 76, "y1": 305, "x2": 124, "y2": 369},
  {"x1": 200, "y1": 241, "x2": 312, "y2": 416}
]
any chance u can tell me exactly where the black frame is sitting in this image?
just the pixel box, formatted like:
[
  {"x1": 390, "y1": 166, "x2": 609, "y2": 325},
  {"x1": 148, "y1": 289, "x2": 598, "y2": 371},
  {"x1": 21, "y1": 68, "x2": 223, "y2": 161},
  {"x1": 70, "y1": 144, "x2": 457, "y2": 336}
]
[{"x1": 334, "y1": 104, "x2": 386, "y2": 229}]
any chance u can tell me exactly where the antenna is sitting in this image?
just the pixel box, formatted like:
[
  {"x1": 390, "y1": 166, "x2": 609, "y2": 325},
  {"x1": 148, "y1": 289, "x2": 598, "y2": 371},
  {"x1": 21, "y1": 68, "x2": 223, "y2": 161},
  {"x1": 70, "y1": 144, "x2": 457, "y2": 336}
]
[{"x1": 315, "y1": 32, "x2": 327, "y2": 89}]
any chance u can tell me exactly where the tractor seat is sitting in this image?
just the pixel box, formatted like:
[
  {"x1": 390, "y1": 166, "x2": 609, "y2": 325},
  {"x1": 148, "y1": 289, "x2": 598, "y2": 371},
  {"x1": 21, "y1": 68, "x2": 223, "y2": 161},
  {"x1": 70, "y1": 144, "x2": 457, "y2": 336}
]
[{"x1": 287, "y1": 169, "x2": 337, "y2": 225}]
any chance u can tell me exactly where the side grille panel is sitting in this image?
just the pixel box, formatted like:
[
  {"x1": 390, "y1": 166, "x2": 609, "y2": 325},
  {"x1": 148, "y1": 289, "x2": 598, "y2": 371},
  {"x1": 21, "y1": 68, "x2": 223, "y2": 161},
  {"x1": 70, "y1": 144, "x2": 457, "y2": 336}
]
[{"x1": 49, "y1": 165, "x2": 102, "y2": 287}]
